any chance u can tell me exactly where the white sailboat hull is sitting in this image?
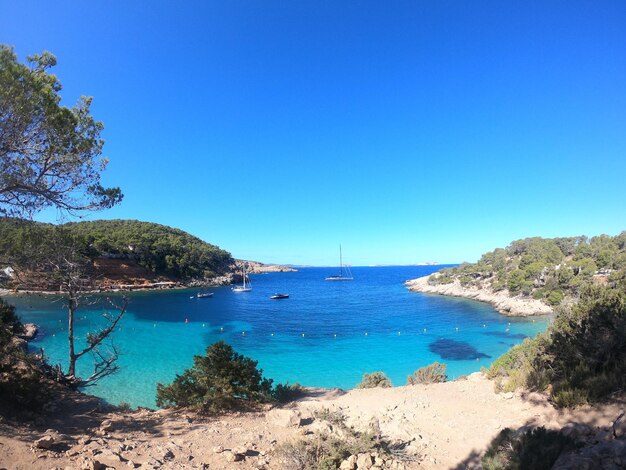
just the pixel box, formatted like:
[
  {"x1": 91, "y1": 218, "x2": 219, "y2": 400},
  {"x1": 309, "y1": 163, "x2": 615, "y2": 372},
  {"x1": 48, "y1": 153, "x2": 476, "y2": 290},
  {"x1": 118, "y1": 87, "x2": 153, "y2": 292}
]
[{"x1": 232, "y1": 287, "x2": 252, "y2": 292}]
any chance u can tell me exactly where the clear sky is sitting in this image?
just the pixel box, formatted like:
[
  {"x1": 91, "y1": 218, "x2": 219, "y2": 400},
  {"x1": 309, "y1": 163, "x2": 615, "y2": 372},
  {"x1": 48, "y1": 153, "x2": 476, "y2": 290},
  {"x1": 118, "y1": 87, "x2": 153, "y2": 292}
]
[{"x1": 1, "y1": 1, "x2": 625, "y2": 266}]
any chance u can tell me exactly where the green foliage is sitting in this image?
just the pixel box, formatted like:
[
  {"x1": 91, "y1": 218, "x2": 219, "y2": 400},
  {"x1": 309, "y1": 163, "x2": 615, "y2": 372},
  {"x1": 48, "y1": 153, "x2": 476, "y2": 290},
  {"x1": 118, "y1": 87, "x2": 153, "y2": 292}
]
[
  {"x1": 0, "y1": 298, "x2": 52, "y2": 411},
  {"x1": 156, "y1": 341, "x2": 273, "y2": 412},
  {"x1": 540, "y1": 286, "x2": 626, "y2": 405},
  {"x1": 0, "y1": 45, "x2": 122, "y2": 218},
  {"x1": 0, "y1": 297, "x2": 22, "y2": 337},
  {"x1": 65, "y1": 219, "x2": 233, "y2": 279},
  {"x1": 0, "y1": 218, "x2": 233, "y2": 281},
  {"x1": 488, "y1": 285, "x2": 626, "y2": 407},
  {"x1": 432, "y1": 232, "x2": 626, "y2": 308},
  {"x1": 272, "y1": 382, "x2": 306, "y2": 403},
  {"x1": 407, "y1": 362, "x2": 447, "y2": 385},
  {"x1": 357, "y1": 371, "x2": 392, "y2": 389},
  {"x1": 481, "y1": 427, "x2": 577, "y2": 470},
  {"x1": 551, "y1": 387, "x2": 589, "y2": 409}
]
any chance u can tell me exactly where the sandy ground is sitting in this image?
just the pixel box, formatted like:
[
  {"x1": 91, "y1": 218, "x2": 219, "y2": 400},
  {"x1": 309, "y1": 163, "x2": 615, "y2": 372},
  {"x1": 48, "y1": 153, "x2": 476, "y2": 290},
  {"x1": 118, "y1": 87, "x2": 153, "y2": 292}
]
[{"x1": 1, "y1": 373, "x2": 624, "y2": 469}]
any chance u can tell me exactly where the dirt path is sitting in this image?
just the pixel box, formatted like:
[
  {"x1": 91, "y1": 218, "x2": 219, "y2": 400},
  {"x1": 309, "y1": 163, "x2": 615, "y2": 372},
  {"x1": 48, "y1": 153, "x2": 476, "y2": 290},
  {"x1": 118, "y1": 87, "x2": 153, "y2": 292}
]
[{"x1": 1, "y1": 373, "x2": 624, "y2": 469}]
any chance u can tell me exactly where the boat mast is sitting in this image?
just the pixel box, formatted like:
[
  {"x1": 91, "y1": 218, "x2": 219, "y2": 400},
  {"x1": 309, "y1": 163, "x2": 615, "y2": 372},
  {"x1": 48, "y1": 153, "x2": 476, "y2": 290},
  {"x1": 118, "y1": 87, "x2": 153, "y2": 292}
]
[{"x1": 339, "y1": 244, "x2": 343, "y2": 277}]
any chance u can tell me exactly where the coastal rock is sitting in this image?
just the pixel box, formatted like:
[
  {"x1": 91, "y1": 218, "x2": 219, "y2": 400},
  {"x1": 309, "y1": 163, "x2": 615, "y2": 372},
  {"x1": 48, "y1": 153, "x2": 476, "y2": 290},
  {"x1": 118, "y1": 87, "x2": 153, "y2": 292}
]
[
  {"x1": 405, "y1": 276, "x2": 553, "y2": 317},
  {"x1": 339, "y1": 455, "x2": 357, "y2": 469},
  {"x1": 99, "y1": 420, "x2": 114, "y2": 433},
  {"x1": 266, "y1": 409, "x2": 302, "y2": 427},
  {"x1": 34, "y1": 435, "x2": 55, "y2": 449},
  {"x1": 356, "y1": 452, "x2": 373, "y2": 469},
  {"x1": 612, "y1": 412, "x2": 626, "y2": 439},
  {"x1": 223, "y1": 450, "x2": 243, "y2": 462},
  {"x1": 18, "y1": 323, "x2": 39, "y2": 340}
]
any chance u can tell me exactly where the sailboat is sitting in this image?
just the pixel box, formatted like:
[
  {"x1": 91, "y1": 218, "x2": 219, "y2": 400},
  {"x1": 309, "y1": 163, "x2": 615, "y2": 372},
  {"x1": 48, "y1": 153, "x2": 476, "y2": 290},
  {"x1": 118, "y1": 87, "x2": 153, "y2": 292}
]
[
  {"x1": 232, "y1": 264, "x2": 252, "y2": 292},
  {"x1": 325, "y1": 245, "x2": 353, "y2": 281}
]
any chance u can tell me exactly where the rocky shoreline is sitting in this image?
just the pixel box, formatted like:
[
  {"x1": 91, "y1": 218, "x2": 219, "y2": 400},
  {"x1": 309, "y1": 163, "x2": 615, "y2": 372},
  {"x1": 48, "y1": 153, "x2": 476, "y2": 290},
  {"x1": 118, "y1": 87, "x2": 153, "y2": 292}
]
[{"x1": 405, "y1": 274, "x2": 553, "y2": 317}]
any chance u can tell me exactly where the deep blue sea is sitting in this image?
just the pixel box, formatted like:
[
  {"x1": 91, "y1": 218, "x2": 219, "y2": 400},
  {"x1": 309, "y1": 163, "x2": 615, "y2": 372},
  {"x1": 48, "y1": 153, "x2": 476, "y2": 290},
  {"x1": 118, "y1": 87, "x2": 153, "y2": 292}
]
[{"x1": 9, "y1": 266, "x2": 549, "y2": 408}]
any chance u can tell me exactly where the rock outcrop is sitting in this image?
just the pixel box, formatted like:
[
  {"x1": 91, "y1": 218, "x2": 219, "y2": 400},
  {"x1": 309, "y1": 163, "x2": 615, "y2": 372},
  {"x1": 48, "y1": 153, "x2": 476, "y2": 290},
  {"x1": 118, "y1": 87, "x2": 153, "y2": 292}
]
[{"x1": 405, "y1": 275, "x2": 553, "y2": 316}]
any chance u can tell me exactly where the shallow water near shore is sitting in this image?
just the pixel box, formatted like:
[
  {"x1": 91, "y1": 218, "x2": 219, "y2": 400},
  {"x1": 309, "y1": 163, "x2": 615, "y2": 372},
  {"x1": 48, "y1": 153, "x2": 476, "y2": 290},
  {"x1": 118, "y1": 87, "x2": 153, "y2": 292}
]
[{"x1": 10, "y1": 266, "x2": 548, "y2": 408}]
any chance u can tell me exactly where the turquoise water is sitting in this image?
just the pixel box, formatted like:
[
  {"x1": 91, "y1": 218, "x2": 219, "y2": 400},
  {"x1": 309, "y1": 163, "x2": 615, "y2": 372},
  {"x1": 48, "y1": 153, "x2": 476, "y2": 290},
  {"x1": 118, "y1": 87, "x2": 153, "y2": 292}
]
[{"x1": 9, "y1": 266, "x2": 549, "y2": 408}]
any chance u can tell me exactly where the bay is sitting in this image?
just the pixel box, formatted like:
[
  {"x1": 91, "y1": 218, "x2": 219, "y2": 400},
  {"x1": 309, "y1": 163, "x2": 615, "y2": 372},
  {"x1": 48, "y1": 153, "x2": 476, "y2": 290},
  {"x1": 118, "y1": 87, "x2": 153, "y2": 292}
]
[{"x1": 9, "y1": 266, "x2": 548, "y2": 408}]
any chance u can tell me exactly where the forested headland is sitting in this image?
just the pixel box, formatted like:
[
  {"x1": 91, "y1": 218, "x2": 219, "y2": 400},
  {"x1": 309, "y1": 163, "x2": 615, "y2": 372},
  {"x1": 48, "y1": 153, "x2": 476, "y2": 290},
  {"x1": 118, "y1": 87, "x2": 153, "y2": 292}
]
[
  {"x1": 427, "y1": 233, "x2": 626, "y2": 307},
  {"x1": 0, "y1": 218, "x2": 234, "y2": 290}
]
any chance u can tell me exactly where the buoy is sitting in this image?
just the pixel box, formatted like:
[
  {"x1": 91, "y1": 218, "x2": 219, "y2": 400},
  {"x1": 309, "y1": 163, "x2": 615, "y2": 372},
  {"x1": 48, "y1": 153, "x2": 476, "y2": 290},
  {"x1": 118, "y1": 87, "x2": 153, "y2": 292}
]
[
  {"x1": 334, "y1": 333, "x2": 337, "y2": 338},
  {"x1": 301, "y1": 333, "x2": 305, "y2": 337},
  {"x1": 185, "y1": 318, "x2": 189, "y2": 324}
]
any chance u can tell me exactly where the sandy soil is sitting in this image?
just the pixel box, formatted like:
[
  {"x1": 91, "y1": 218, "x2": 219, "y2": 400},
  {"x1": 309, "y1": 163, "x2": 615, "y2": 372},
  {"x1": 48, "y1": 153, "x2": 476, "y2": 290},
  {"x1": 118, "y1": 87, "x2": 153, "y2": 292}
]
[{"x1": 1, "y1": 373, "x2": 624, "y2": 470}]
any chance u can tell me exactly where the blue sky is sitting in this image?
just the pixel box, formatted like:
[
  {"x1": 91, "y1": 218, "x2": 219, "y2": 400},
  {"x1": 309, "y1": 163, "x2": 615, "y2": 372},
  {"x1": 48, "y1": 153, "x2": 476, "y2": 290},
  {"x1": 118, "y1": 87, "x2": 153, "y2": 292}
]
[{"x1": 1, "y1": 1, "x2": 625, "y2": 265}]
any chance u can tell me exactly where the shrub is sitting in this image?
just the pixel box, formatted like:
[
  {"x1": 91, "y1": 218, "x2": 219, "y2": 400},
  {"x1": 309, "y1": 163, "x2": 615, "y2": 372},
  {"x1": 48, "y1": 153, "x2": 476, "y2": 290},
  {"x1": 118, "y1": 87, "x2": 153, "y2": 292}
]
[
  {"x1": 0, "y1": 298, "x2": 22, "y2": 332},
  {"x1": 357, "y1": 372, "x2": 392, "y2": 389},
  {"x1": 546, "y1": 289, "x2": 564, "y2": 306},
  {"x1": 155, "y1": 341, "x2": 273, "y2": 412},
  {"x1": 272, "y1": 382, "x2": 306, "y2": 403},
  {"x1": 407, "y1": 362, "x2": 447, "y2": 385},
  {"x1": 551, "y1": 387, "x2": 588, "y2": 409},
  {"x1": 481, "y1": 427, "x2": 577, "y2": 470}
]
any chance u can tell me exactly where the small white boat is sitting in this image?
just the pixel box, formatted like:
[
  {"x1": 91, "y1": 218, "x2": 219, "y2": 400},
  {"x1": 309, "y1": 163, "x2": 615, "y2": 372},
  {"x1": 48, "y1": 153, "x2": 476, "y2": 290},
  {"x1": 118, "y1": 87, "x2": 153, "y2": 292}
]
[
  {"x1": 325, "y1": 244, "x2": 353, "y2": 281},
  {"x1": 197, "y1": 292, "x2": 213, "y2": 298}
]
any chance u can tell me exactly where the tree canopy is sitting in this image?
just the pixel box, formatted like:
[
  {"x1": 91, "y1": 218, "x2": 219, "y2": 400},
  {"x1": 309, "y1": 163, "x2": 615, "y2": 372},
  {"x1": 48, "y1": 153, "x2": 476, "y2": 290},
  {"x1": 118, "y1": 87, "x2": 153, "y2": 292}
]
[
  {"x1": 0, "y1": 218, "x2": 234, "y2": 282},
  {"x1": 0, "y1": 45, "x2": 122, "y2": 218},
  {"x1": 429, "y1": 233, "x2": 626, "y2": 307}
]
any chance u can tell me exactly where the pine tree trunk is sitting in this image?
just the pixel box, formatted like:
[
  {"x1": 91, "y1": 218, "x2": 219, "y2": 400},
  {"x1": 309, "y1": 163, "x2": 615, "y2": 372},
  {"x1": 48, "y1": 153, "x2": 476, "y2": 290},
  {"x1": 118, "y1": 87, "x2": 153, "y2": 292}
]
[{"x1": 68, "y1": 294, "x2": 76, "y2": 378}]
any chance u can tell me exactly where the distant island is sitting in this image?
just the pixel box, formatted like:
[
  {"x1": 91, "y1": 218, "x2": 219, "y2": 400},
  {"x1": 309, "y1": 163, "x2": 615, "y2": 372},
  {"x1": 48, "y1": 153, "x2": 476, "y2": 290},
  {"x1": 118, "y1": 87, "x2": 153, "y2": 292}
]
[{"x1": 406, "y1": 233, "x2": 625, "y2": 316}]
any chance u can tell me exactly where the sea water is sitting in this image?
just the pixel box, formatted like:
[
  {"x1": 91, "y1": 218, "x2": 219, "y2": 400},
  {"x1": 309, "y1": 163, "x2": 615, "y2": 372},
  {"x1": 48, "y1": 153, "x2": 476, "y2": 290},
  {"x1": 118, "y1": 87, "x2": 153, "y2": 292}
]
[{"x1": 8, "y1": 266, "x2": 549, "y2": 408}]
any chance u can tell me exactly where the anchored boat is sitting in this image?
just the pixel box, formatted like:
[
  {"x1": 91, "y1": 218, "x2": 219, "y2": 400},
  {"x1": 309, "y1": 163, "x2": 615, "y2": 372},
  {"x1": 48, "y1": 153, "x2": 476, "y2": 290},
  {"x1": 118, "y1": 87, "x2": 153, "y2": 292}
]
[{"x1": 325, "y1": 244, "x2": 353, "y2": 281}]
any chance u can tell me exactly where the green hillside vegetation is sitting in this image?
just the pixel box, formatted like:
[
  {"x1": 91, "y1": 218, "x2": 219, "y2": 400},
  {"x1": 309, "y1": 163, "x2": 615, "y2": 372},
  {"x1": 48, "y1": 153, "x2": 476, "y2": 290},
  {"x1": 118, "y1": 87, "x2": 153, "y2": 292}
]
[
  {"x1": 0, "y1": 218, "x2": 233, "y2": 281},
  {"x1": 429, "y1": 233, "x2": 626, "y2": 306},
  {"x1": 464, "y1": 233, "x2": 626, "y2": 407}
]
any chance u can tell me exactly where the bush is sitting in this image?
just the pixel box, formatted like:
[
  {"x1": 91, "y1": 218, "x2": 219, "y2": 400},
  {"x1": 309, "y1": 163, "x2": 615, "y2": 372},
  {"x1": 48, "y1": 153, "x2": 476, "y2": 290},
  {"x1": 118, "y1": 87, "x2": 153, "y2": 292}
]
[
  {"x1": 482, "y1": 427, "x2": 577, "y2": 470},
  {"x1": 541, "y1": 286, "x2": 626, "y2": 404},
  {"x1": 272, "y1": 382, "x2": 306, "y2": 403},
  {"x1": 0, "y1": 299, "x2": 51, "y2": 412},
  {"x1": 155, "y1": 341, "x2": 273, "y2": 412},
  {"x1": 551, "y1": 387, "x2": 588, "y2": 409},
  {"x1": 407, "y1": 362, "x2": 447, "y2": 385},
  {"x1": 0, "y1": 298, "x2": 21, "y2": 329},
  {"x1": 357, "y1": 372, "x2": 392, "y2": 389}
]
